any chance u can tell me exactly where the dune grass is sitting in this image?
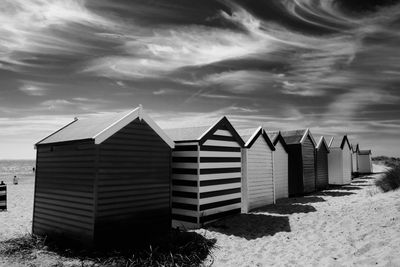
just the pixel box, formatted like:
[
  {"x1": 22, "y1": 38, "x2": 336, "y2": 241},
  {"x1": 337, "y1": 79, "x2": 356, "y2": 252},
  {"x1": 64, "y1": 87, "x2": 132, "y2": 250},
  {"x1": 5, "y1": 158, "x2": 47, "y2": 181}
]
[
  {"x1": 0, "y1": 229, "x2": 216, "y2": 267},
  {"x1": 372, "y1": 156, "x2": 400, "y2": 169},
  {"x1": 375, "y1": 165, "x2": 400, "y2": 192}
]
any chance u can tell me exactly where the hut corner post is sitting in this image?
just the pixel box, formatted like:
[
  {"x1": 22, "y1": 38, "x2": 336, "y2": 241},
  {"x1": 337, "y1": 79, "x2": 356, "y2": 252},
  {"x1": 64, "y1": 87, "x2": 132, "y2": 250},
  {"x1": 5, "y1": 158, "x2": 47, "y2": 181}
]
[
  {"x1": 272, "y1": 151, "x2": 276, "y2": 205},
  {"x1": 92, "y1": 145, "x2": 100, "y2": 246},
  {"x1": 32, "y1": 148, "x2": 39, "y2": 235}
]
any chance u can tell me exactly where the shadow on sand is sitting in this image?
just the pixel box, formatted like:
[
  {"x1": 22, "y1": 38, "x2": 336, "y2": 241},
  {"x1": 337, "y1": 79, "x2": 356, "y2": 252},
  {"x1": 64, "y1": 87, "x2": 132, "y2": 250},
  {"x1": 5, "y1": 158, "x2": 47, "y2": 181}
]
[
  {"x1": 351, "y1": 180, "x2": 370, "y2": 184},
  {"x1": 208, "y1": 213, "x2": 290, "y2": 240},
  {"x1": 315, "y1": 191, "x2": 355, "y2": 197},
  {"x1": 327, "y1": 185, "x2": 363, "y2": 191}
]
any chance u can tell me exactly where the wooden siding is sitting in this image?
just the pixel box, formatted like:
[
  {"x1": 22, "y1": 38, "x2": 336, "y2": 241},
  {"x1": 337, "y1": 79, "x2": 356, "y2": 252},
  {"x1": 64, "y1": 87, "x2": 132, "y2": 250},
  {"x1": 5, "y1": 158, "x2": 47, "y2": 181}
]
[
  {"x1": 273, "y1": 142, "x2": 288, "y2": 200},
  {"x1": 352, "y1": 153, "x2": 358, "y2": 173},
  {"x1": 287, "y1": 144, "x2": 303, "y2": 196},
  {"x1": 95, "y1": 119, "x2": 171, "y2": 244},
  {"x1": 171, "y1": 124, "x2": 242, "y2": 229},
  {"x1": 242, "y1": 137, "x2": 274, "y2": 213},
  {"x1": 328, "y1": 148, "x2": 344, "y2": 185},
  {"x1": 342, "y1": 147, "x2": 352, "y2": 184},
  {"x1": 316, "y1": 145, "x2": 329, "y2": 190},
  {"x1": 302, "y1": 136, "x2": 316, "y2": 194},
  {"x1": 358, "y1": 154, "x2": 372, "y2": 173},
  {"x1": 33, "y1": 141, "x2": 96, "y2": 246}
]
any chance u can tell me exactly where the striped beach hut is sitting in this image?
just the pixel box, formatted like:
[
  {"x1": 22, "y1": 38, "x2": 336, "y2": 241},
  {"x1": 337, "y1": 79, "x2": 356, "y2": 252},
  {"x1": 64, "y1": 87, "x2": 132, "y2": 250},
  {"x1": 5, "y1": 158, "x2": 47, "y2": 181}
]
[
  {"x1": 281, "y1": 129, "x2": 317, "y2": 196},
  {"x1": 358, "y1": 149, "x2": 372, "y2": 174},
  {"x1": 33, "y1": 106, "x2": 174, "y2": 247},
  {"x1": 238, "y1": 127, "x2": 275, "y2": 213},
  {"x1": 164, "y1": 117, "x2": 245, "y2": 229},
  {"x1": 315, "y1": 136, "x2": 329, "y2": 190},
  {"x1": 327, "y1": 135, "x2": 352, "y2": 185},
  {"x1": 267, "y1": 131, "x2": 289, "y2": 200}
]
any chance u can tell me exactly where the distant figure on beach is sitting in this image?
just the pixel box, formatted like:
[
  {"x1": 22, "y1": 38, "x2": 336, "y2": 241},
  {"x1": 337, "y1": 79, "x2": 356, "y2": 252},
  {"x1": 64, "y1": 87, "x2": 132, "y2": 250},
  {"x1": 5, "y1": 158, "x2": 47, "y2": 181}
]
[
  {"x1": 0, "y1": 181, "x2": 4, "y2": 186},
  {"x1": 33, "y1": 167, "x2": 35, "y2": 173},
  {"x1": 13, "y1": 175, "x2": 18, "y2": 185}
]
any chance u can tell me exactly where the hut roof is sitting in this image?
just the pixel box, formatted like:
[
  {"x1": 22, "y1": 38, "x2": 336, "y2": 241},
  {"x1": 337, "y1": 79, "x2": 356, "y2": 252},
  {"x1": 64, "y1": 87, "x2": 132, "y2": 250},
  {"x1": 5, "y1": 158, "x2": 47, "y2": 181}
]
[
  {"x1": 163, "y1": 117, "x2": 245, "y2": 147},
  {"x1": 265, "y1": 130, "x2": 289, "y2": 153},
  {"x1": 359, "y1": 149, "x2": 372, "y2": 155},
  {"x1": 266, "y1": 131, "x2": 279, "y2": 142},
  {"x1": 238, "y1": 127, "x2": 275, "y2": 150},
  {"x1": 328, "y1": 135, "x2": 351, "y2": 150},
  {"x1": 36, "y1": 106, "x2": 174, "y2": 148},
  {"x1": 281, "y1": 128, "x2": 317, "y2": 146},
  {"x1": 316, "y1": 136, "x2": 330, "y2": 151}
]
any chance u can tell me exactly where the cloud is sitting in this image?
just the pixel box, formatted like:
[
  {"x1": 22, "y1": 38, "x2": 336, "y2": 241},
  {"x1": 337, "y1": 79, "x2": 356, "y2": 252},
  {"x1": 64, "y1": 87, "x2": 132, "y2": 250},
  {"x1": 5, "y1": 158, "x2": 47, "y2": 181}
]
[{"x1": 19, "y1": 82, "x2": 48, "y2": 96}]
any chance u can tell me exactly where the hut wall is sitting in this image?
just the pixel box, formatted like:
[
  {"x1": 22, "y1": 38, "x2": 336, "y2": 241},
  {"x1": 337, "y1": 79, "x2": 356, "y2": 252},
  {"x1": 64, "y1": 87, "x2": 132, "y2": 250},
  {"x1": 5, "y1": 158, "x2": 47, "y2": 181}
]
[
  {"x1": 95, "y1": 119, "x2": 172, "y2": 244},
  {"x1": 287, "y1": 144, "x2": 303, "y2": 196},
  {"x1": 273, "y1": 141, "x2": 289, "y2": 200},
  {"x1": 358, "y1": 154, "x2": 372, "y2": 173},
  {"x1": 171, "y1": 142, "x2": 199, "y2": 229},
  {"x1": 171, "y1": 127, "x2": 242, "y2": 229},
  {"x1": 342, "y1": 147, "x2": 352, "y2": 184},
  {"x1": 352, "y1": 153, "x2": 358, "y2": 173},
  {"x1": 241, "y1": 137, "x2": 274, "y2": 213},
  {"x1": 316, "y1": 145, "x2": 329, "y2": 190},
  {"x1": 33, "y1": 140, "x2": 97, "y2": 246},
  {"x1": 328, "y1": 148, "x2": 344, "y2": 184},
  {"x1": 302, "y1": 136, "x2": 316, "y2": 193}
]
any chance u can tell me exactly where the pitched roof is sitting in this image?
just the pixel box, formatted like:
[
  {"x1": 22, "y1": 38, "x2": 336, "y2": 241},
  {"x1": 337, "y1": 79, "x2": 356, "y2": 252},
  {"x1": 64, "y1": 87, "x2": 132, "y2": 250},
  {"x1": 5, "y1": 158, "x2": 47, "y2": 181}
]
[
  {"x1": 328, "y1": 135, "x2": 351, "y2": 150},
  {"x1": 265, "y1": 130, "x2": 289, "y2": 153},
  {"x1": 266, "y1": 131, "x2": 279, "y2": 143},
  {"x1": 281, "y1": 128, "x2": 316, "y2": 146},
  {"x1": 238, "y1": 127, "x2": 275, "y2": 150},
  {"x1": 359, "y1": 149, "x2": 372, "y2": 155},
  {"x1": 163, "y1": 117, "x2": 245, "y2": 147},
  {"x1": 316, "y1": 136, "x2": 330, "y2": 151},
  {"x1": 36, "y1": 106, "x2": 174, "y2": 148}
]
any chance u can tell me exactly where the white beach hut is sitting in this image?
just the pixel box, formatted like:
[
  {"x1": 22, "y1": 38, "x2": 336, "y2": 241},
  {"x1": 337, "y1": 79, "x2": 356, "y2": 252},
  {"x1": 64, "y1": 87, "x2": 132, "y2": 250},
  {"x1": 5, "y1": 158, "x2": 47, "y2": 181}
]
[
  {"x1": 238, "y1": 127, "x2": 276, "y2": 213},
  {"x1": 358, "y1": 149, "x2": 372, "y2": 174},
  {"x1": 351, "y1": 144, "x2": 359, "y2": 174},
  {"x1": 267, "y1": 131, "x2": 289, "y2": 200},
  {"x1": 328, "y1": 135, "x2": 352, "y2": 185}
]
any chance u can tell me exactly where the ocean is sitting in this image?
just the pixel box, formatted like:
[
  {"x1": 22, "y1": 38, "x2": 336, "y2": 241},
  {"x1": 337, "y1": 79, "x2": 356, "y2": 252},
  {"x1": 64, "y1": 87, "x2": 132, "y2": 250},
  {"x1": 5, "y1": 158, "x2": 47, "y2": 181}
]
[{"x1": 0, "y1": 160, "x2": 36, "y2": 185}]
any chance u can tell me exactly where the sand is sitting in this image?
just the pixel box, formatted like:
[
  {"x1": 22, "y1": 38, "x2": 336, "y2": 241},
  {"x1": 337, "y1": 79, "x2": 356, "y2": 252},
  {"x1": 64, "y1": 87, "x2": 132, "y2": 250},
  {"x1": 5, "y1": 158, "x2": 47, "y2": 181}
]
[
  {"x1": 1, "y1": 164, "x2": 400, "y2": 266},
  {"x1": 197, "y1": 165, "x2": 400, "y2": 266}
]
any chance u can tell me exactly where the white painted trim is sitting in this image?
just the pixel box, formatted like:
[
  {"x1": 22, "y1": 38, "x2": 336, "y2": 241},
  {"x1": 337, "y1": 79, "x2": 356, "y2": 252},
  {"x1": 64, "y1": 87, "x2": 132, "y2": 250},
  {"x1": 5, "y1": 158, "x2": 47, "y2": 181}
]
[
  {"x1": 244, "y1": 126, "x2": 262, "y2": 147},
  {"x1": 197, "y1": 117, "x2": 224, "y2": 141},
  {"x1": 93, "y1": 106, "x2": 174, "y2": 148}
]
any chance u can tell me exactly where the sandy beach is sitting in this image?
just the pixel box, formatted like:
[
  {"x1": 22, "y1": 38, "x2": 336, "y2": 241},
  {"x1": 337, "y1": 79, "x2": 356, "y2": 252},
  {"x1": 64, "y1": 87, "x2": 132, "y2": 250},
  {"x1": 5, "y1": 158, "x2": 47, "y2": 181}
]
[{"x1": 1, "y1": 164, "x2": 399, "y2": 266}]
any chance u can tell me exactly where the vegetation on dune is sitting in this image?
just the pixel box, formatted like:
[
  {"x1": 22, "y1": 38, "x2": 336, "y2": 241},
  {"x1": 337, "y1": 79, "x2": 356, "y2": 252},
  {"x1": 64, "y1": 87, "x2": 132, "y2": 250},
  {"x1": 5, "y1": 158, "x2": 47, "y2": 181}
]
[
  {"x1": 372, "y1": 156, "x2": 400, "y2": 169},
  {"x1": 375, "y1": 165, "x2": 400, "y2": 192},
  {"x1": 0, "y1": 229, "x2": 216, "y2": 267}
]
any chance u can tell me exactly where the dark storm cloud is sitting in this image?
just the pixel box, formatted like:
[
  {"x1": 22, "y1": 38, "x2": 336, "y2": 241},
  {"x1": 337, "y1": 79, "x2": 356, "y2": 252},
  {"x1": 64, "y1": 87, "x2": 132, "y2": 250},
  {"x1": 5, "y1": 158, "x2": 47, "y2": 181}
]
[{"x1": 0, "y1": 0, "x2": 399, "y2": 158}]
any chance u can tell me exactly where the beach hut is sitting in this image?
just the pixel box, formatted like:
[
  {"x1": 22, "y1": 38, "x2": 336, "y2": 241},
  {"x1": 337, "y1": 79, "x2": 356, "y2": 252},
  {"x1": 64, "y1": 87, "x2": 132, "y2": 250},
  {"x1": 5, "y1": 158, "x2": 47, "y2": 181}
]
[
  {"x1": 351, "y1": 144, "x2": 359, "y2": 174},
  {"x1": 164, "y1": 117, "x2": 245, "y2": 229},
  {"x1": 281, "y1": 129, "x2": 317, "y2": 196},
  {"x1": 33, "y1": 106, "x2": 174, "y2": 247},
  {"x1": 266, "y1": 131, "x2": 289, "y2": 200},
  {"x1": 315, "y1": 136, "x2": 330, "y2": 190},
  {"x1": 358, "y1": 149, "x2": 372, "y2": 174},
  {"x1": 238, "y1": 127, "x2": 275, "y2": 213},
  {"x1": 327, "y1": 135, "x2": 352, "y2": 185}
]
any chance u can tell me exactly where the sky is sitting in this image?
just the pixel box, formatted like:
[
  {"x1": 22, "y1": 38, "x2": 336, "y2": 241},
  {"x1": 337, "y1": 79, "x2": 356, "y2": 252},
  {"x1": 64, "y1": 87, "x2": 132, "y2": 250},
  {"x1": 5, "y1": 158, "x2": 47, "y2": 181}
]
[{"x1": 0, "y1": 0, "x2": 399, "y2": 159}]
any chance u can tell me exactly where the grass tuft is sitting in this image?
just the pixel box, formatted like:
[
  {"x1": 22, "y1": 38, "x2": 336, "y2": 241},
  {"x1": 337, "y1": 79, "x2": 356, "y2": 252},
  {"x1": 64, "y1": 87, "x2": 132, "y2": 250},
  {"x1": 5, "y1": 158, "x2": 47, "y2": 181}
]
[
  {"x1": 0, "y1": 229, "x2": 216, "y2": 267},
  {"x1": 375, "y1": 165, "x2": 400, "y2": 192}
]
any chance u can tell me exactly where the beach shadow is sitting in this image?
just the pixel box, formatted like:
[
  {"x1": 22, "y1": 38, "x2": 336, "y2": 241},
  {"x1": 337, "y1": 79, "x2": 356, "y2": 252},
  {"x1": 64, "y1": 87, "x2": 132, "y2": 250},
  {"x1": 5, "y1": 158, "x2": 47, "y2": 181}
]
[
  {"x1": 327, "y1": 186, "x2": 362, "y2": 191},
  {"x1": 315, "y1": 191, "x2": 355, "y2": 197},
  {"x1": 351, "y1": 180, "x2": 370, "y2": 184},
  {"x1": 208, "y1": 214, "x2": 290, "y2": 240},
  {"x1": 352, "y1": 184, "x2": 373, "y2": 187},
  {"x1": 277, "y1": 196, "x2": 326, "y2": 204},
  {"x1": 357, "y1": 176, "x2": 376, "y2": 180},
  {"x1": 254, "y1": 203, "x2": 317, "y2": 215}
]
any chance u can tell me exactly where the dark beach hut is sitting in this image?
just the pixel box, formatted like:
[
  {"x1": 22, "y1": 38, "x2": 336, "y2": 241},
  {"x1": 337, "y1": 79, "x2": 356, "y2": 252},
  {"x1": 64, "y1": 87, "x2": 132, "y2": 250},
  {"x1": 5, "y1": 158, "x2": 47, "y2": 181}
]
[
  {"x1": 33, "y1": 106, "x2": 174, "y2": 248},
  {"x1": 281, "y1": 129, "x2": 317, "y2": 196},
  {"x1": 315, "y1": 136, "x2": 330, "y2": 190},
  {"x1": 164, "y1": 117, "x2": 245, "y2": 229}
]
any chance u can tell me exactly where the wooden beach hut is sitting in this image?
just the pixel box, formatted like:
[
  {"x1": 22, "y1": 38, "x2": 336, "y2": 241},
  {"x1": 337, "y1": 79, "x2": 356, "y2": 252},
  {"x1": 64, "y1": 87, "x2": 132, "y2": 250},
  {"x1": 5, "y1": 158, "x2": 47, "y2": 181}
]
[
  {"x1": 358, "y1": 149, "x2": 372, "y2": 174},
  {"x1": 351, "y1": 144, "x2": 359, "y2": 174},
  {"x1": 315, "y1": 136, "x2": 329, "y2": 190},
  {"x1": 164, "y1": 117, "x2": 245, "y2": 229},
  {"x1": 327, "y1": 135, "x2": 352, "y2": 185},
  {"x1": 266, "y1": 131, "x2": 289, "y2": 200},
  {"x1": 281, "y1": 129, "x2": 317, "y2": 196},
  {"x1": 33, "y1": 106, "x2": 174, "y2": 247},
  {"x1": 238, "y1": 127, "x2": 275, "y2": 213}
]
